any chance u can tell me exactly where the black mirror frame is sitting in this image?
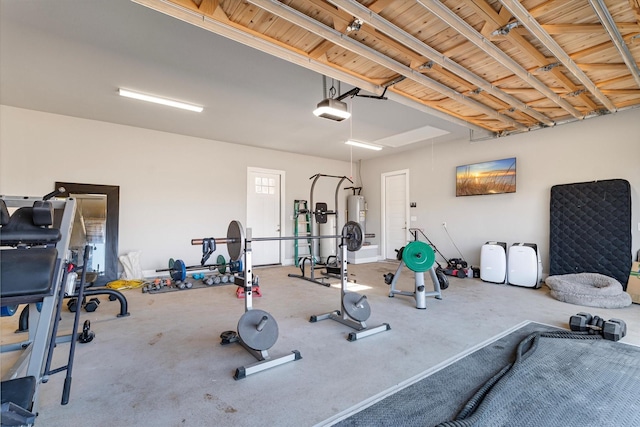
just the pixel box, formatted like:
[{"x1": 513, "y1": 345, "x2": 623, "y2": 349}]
[{"x1": 55, "y1": 182, "x2": 119, "y2": 287}]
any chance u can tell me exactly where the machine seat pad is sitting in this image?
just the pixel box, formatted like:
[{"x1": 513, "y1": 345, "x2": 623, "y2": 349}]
[
  {"x1": 1, "y1": 376, "x2": 36, "y2": 413},
  {"x1": 0, "y1": 207, "x2": 61, "y2": 246},
  {"x1": 0, "y1": 248, "x2": 58, "y2": 298}
]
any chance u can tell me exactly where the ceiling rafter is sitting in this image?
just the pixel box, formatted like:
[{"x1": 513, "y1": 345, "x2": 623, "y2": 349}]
[
  {"x1": 246, "y1": 0, "x2": 529, "y2": 131},
  {"x1": 499, "y1": 0, "x2": 617, "y2": 112},
  {"x1": 134, "y1": 0, "x2": 640, "y2": 136},
  {"x1": 328, "y1": 0, "x2": 554, "y2": 125},
  {"x1": 462, "y1": 0, "x2": 598, "y2": 112},
  {"x1": 589, "y1": 0, "x2": 640, "y2": 88},
  {"x1": 417, "y1": 0, "x2": 583, "y2": 118}
]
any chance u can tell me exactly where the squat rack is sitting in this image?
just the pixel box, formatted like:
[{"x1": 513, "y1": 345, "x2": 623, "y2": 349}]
[{"x1": 289, "y1": 173, "x2": 352, "y2": 287}]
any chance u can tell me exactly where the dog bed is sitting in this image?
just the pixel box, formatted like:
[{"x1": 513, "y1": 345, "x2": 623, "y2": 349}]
[{"x1": 545, "y1": 273, "x2": 631, "y2": 308}]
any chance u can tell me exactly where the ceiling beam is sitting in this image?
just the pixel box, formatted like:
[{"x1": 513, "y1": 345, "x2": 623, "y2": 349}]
[
  {"x1": 245, "y1": 0, "x2": 529, "y2": 131},
  {"x1": 498, "y1": 0, "x2": 617, "y2": 112},
  {"x1": 328, "y1": 0, "x2": 554, "y2": 126},
  {"x1": 416, "y1": 0, "x2": 583, "y2": 119},
  {"x1": 589, "y1": 0, "x2": 640, "y2": 89},
  {"x1": 464, "y1": 0, "x2": 597, "y2": 111}
]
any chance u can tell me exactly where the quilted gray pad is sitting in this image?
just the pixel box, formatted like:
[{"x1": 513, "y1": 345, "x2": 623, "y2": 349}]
[{"x1": 549, "y1": 179, "x2": 632, "y2": 289}]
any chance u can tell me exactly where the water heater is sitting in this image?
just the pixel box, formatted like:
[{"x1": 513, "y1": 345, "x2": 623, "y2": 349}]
[{"x1": 347, "y1": 195, "x2": 366, "y2": 235}]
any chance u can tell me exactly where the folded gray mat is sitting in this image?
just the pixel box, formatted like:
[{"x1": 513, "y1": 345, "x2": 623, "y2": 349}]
[{"x1": 545, "y1": 273, "x2": 631, "y2": 308}]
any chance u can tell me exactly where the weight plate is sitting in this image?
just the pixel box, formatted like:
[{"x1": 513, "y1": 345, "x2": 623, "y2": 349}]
[
  {"x1": 342, "y1": 292, "x2": 371, "y2": 322},
  {"x1": 342, "y1": 221, "x2": 363, "y2": 252},
  {"x1": 227, "y1": 220, "x2": 245, "y2": 261},
  {"x1": 217, "y1": 254, "x2": 226, "y2": 274},
  {"x1": 237, "y1": 309, "x2": 279, "y2": 351},
  {"x1": 168, "y1": 258, "x2": 175, "y2": 269},
  {"x1": 402, "y1": 241, "x2": 435, "y2": 273},
  {"x1": 170, "y1": 259, "x2": 187, "y2": 282},
  {"x1": 1, "y1": 305, "x2": 18, "y2": 317}
]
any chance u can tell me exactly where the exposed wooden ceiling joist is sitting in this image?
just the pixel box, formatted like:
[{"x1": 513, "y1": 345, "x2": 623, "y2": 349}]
[{"x1": 133, "y1": 0, "x2": 640, "y2": 136}]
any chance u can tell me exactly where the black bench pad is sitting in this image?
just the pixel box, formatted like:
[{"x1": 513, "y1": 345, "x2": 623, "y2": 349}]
[{"x1": 0, "y1": 248, "x2": 58, "y2": 298}]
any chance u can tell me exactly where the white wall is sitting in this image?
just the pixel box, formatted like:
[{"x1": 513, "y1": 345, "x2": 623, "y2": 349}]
[
  {"x1": 0, "y1": 106, "x2": 352, "y2": 271},
  {"x1": 360, "y1": 108, "x2": 640, "y2": 272},
  {"x1": 3, "y1": 105, "x2": 639, "y2": 275}
]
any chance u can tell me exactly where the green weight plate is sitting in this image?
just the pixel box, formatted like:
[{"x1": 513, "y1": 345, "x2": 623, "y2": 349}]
[
  {"x1": 237, "y1": 309, "x2": 279, "y2": 351},
  {"x1": 402, "y1": 241, "x2": 435, "y2": 273},
  {"x1": 342, "y1": 292, "x2": 371, "y2": 322},
  {"x1": 342, "y1": 221, "x2": 363, "y2": 252},
  {"x1": 217, "y1": 254, "x2": 226, "y2": 274},
  {"x1": 170, "y1": 259, "x2": 187, "y2": 282},
  {"x1": 227, "y1": 220, "x2": 245, "y2": 261},
  {"x1": 168, "y1": 258, "x2": 175, "y2": 269}
]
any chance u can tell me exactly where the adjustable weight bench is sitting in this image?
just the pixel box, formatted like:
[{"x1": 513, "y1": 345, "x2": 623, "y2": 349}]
[{"x1": 1, "y1": 193, "x2": 80, "y2": 426}]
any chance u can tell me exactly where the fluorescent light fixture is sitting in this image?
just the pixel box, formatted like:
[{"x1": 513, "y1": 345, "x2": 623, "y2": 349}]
[
  {"x1": 345, "y1": 139, "x2": 383, "y2": 151},
  {"x1": 118, "y1": 89, "x2": 203, "y2": 112},
  {"x1": 313, "y1": 98, "x2": 351, "y2": 121}
]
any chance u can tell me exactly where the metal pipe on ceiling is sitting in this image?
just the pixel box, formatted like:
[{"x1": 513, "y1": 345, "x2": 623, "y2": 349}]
[
  {"x1": 589, "y1": 0, "x2": 640, "y2": 89},
  {"x1": 498, "y1": 0, "x2": 617, "y2": 113},
  {"x1": 246, "y1": 0, "x2": 529, "y2": 131},
  {"x1": 416, "y1": 0, "x2": 584, "y2": 120},
  {"x1": 327, "y1": 0, "x2": 554, "y2": 127}
]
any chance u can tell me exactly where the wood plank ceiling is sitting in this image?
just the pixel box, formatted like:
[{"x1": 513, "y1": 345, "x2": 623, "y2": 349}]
[{"x1": 135, "y1": 0, "x2": 640, "y2": 136}]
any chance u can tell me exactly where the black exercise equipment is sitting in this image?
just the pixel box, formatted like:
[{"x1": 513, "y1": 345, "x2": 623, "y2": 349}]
[
  {"x1": 190, "y1": 220, "x2": 302, "y2": 379},
  {"x1": 78, "y1": 320, "x2": 95, "y2": 344},
  {"x1": 157, "y1": 255, "x2": 243, "y2": 282},
  {"x1": 288, "y1": 173, "x2": 353, "y2": 287},
  {"x1": 568, "y1": 312, "x2": 627, "y2": 341},
  {"x1": 0, "y1": 192, "x2": 94, "y2": 424}
]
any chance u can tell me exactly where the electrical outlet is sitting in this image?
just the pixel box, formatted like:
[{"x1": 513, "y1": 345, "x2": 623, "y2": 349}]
[{"x1": 442, "y1": 222, "x2": 447, "y2": 228}]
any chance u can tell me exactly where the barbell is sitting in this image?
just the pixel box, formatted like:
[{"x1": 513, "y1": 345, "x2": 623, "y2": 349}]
[
  {"x1": 190, "y1": 220, "x2": 364, "y2": 259},
  {"x1": 156, "y1": 254, "x2": 243, "y2": 282}
]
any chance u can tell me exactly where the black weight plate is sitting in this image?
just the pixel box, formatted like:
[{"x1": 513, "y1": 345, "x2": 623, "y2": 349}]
[
  {"x1": 227, "y1": 220, "x2": 245, "y2": 261},
  {"x1": 343, "y1": 292, "x2": 371, "y2": 322},
  {"x1": 237, "y1": 309, "x2": 279, "y2": 351},
  {"x1": 343, "y1": 221, "x2": 363, "y2": 252}
]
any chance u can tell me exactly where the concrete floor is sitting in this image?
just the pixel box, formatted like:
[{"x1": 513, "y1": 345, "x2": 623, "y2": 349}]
[{"x1": 2, "y1": 261, "x2": 639, "y2": 427}]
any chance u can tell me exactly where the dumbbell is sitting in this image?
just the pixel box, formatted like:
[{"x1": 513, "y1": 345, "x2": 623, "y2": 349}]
[
  {"x1": 175, "y1": 280, "x2": 193, "y2": 289},
  {"x1": 84, "y1": 298, "x2": 101, "y2": 312},
  {"x1": 569, "y1": 312, "x2": 627, "y2": 341},
  {"x1": 383, "y1": 273, "x2": 394, "y2": 285},
  {"x1": 603, "y1": 319, "x2": 627, "y2": 342},
  {"x1": 204, "y1": 275, "x2": 222, "y2": 286},
  {"x1": 67, "y1": 297, "x2": 82, "y2": 312}
]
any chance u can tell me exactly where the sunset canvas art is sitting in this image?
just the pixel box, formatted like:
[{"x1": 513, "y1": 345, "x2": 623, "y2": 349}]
[{"x1": 456, "y1": 157, "x2": 516, "y2": 196}]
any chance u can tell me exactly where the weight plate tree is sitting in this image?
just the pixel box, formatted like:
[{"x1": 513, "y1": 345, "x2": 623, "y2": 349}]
[{"x1": 387, "y1": 240, "x2": 444, "y2": 309}]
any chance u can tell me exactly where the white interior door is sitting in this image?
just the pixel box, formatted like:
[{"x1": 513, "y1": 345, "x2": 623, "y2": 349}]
[
  {"x1": 382, "y1": 170, "x2": 409, "y2": 260},
  {"x1": 247, "y1": 168, "x2": 283, "y2": 265}
]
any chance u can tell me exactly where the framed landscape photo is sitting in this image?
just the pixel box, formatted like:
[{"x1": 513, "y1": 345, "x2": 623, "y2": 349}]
[{"x1": 456, "y1": 157, "x2": 516, "y2": 197}]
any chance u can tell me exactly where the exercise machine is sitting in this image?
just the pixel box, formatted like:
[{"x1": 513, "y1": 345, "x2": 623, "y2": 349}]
[
  {"x1": 383, "y1": 229, "x2": 448, "y2": 309},
  {"x1": 191, "y1": 221, "x2": 301, "y2": 380},
  {"x1": 289, "y1": 173, "x2": 352, "y2": 286},
  {"x1": 309, "y1": 221, "x2": 391, "y2": 340},
  {"x1": 0, "y1": 190, "x2": 91, "y2": 424}
]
